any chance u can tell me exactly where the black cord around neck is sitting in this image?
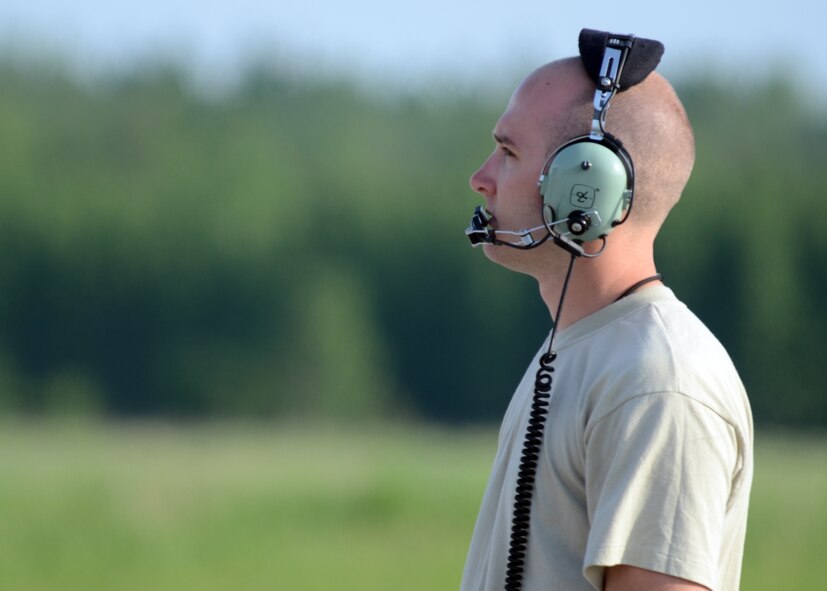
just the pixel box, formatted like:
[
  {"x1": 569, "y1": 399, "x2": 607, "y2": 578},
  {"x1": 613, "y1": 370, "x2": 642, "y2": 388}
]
[{"x1": 614, "y1": 273, "x2": 663, "y2": 302}]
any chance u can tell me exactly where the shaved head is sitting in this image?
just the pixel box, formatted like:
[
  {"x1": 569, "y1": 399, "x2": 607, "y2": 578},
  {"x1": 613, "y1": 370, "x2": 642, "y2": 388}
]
[{"x1": 515, "y1": 57, "x2": 695, "y2": 233}]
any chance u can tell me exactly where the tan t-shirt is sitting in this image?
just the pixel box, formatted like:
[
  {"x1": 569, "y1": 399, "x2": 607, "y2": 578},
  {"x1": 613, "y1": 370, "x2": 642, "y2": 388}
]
[{"x1": 460, "y1": 286, "x2": 753, "y2": 591}]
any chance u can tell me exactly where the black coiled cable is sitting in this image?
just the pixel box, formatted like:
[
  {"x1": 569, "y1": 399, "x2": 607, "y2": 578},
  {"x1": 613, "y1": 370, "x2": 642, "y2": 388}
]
[
  {"x1": 504, "y1": 351, "x2": 557, "y2": 590},
  {"x1": 504, "y1": 254, "x2": 576, "y2": 591}
]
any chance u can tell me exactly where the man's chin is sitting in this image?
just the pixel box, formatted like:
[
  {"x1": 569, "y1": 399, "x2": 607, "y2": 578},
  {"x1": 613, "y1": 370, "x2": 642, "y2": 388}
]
[
  {"x1": 482, "y1": 242, "x2": 531, "y2": 272},
  {"x1": 482, "y1": 239, "x2": 566, "y2": 277}
]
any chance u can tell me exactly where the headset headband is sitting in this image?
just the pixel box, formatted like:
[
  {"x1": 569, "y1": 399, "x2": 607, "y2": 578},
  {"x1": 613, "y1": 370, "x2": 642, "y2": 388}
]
[
  {"x1": 578, "y1": 29, "x2": 665, "y2": 139},
  {"x1": 578, "y1": 29, "x2": 665, "y2": 90}
]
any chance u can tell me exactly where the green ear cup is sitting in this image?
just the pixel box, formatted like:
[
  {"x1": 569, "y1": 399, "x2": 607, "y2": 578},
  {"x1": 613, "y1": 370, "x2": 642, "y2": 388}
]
[{"x1": 539, "y1": 139, "x2": 632, "y2": 243}]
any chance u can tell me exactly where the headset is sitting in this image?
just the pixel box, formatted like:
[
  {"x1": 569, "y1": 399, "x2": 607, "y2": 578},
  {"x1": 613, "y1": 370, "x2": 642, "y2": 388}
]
[
  {"x1": 464, "y1": 29, "x2": 665, "y2": 591},
  {"x1": 465, "y1": 29, "x2": 664, "y2": 258}
]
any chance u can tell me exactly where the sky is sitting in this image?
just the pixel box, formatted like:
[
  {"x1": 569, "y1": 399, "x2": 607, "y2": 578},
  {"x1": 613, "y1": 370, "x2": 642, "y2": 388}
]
[{"x1": 0, "y1": 0, "x2": 822, "y2": 92}]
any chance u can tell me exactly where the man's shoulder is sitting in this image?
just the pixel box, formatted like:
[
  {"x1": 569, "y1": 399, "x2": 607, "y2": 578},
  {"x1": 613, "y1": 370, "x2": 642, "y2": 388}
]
[
  {"x1": 565, "y1": 286, "x2": 721, "y2": 372},
  {"x1": 566, "y1": 287, "x2": 749, "y2": 429}
]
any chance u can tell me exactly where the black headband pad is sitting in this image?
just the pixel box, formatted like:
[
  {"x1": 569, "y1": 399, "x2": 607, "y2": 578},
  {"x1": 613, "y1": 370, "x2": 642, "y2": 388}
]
[{"x1": 578, "y1": 28, "x2": 665, "y2": 90}]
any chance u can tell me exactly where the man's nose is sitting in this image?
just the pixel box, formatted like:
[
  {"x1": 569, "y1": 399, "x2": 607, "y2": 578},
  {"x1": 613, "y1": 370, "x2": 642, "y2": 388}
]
[{"x1": 469, "y1": 155, "x2": 495, "y2": 197}]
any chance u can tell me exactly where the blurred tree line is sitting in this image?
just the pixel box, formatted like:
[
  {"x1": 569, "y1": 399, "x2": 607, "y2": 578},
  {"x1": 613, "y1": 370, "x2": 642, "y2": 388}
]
[{"x1": 0, "y1": 56, "x2": 823, "y2": 427}]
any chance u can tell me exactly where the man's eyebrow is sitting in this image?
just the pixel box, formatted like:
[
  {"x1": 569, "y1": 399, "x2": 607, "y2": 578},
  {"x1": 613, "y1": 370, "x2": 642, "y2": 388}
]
[{"x1": 493, "y1": 132, "x2": 517, "y2": 148}]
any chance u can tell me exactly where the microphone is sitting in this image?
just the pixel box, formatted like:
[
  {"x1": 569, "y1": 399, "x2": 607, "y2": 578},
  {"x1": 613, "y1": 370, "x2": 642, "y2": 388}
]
[
  {"x1": 464, "y1": 206, "x2": 549, "y2": 249},
  {"x1": 464, "y1": 205, "x2": 595, "y2": 257}
]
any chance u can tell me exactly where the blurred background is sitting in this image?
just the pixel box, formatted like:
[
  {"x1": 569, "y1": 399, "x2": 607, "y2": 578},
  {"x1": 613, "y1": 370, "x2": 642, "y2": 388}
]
[{"x1": 0, "y1": 0, "x2": 824, "y2": 589}]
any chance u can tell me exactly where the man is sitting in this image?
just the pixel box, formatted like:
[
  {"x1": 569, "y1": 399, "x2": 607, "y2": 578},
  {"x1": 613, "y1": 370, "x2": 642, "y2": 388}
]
[{"x1": 460, "y1": 38, "x2": 753, "y2": 591}]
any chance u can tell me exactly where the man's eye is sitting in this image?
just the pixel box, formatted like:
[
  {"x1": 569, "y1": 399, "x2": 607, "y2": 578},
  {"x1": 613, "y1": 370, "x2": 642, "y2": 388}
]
[{"x1": 501, "y1": 146, "x2": 515, "y2": 158}]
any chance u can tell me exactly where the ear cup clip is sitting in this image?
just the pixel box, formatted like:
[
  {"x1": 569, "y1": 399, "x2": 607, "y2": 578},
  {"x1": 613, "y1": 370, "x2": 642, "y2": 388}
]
[{"x1": 566, "y1": 210, "x2": 592, "y2": 235}]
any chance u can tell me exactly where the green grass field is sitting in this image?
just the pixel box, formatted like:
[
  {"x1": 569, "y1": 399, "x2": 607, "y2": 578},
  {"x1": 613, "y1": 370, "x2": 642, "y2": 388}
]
[{"x1": 0, "y1": 421, "x2": 823, "y2": 590}]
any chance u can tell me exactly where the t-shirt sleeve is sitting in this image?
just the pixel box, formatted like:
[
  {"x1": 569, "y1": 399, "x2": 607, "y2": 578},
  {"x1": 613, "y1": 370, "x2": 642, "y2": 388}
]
[{"x1": 582, "y1": 391, "x2": 738, "y2": 590}]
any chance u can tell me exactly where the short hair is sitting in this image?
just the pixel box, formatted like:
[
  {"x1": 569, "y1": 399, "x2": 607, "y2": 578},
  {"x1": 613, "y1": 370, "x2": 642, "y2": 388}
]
[{"x1": 538, "y1": 59, "x2": 696, "y2": 232}]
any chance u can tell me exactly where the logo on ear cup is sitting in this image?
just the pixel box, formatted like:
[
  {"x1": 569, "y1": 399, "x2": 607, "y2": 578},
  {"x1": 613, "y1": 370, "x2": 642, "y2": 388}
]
[{"x1": 570, "y1": 185, "x2": 597, "y2": 208}]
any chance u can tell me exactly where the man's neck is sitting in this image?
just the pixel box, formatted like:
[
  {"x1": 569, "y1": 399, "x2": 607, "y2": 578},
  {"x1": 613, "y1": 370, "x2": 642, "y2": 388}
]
[{"x1": 536, "y1": 249, "x2": 660, "y2": 331}]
